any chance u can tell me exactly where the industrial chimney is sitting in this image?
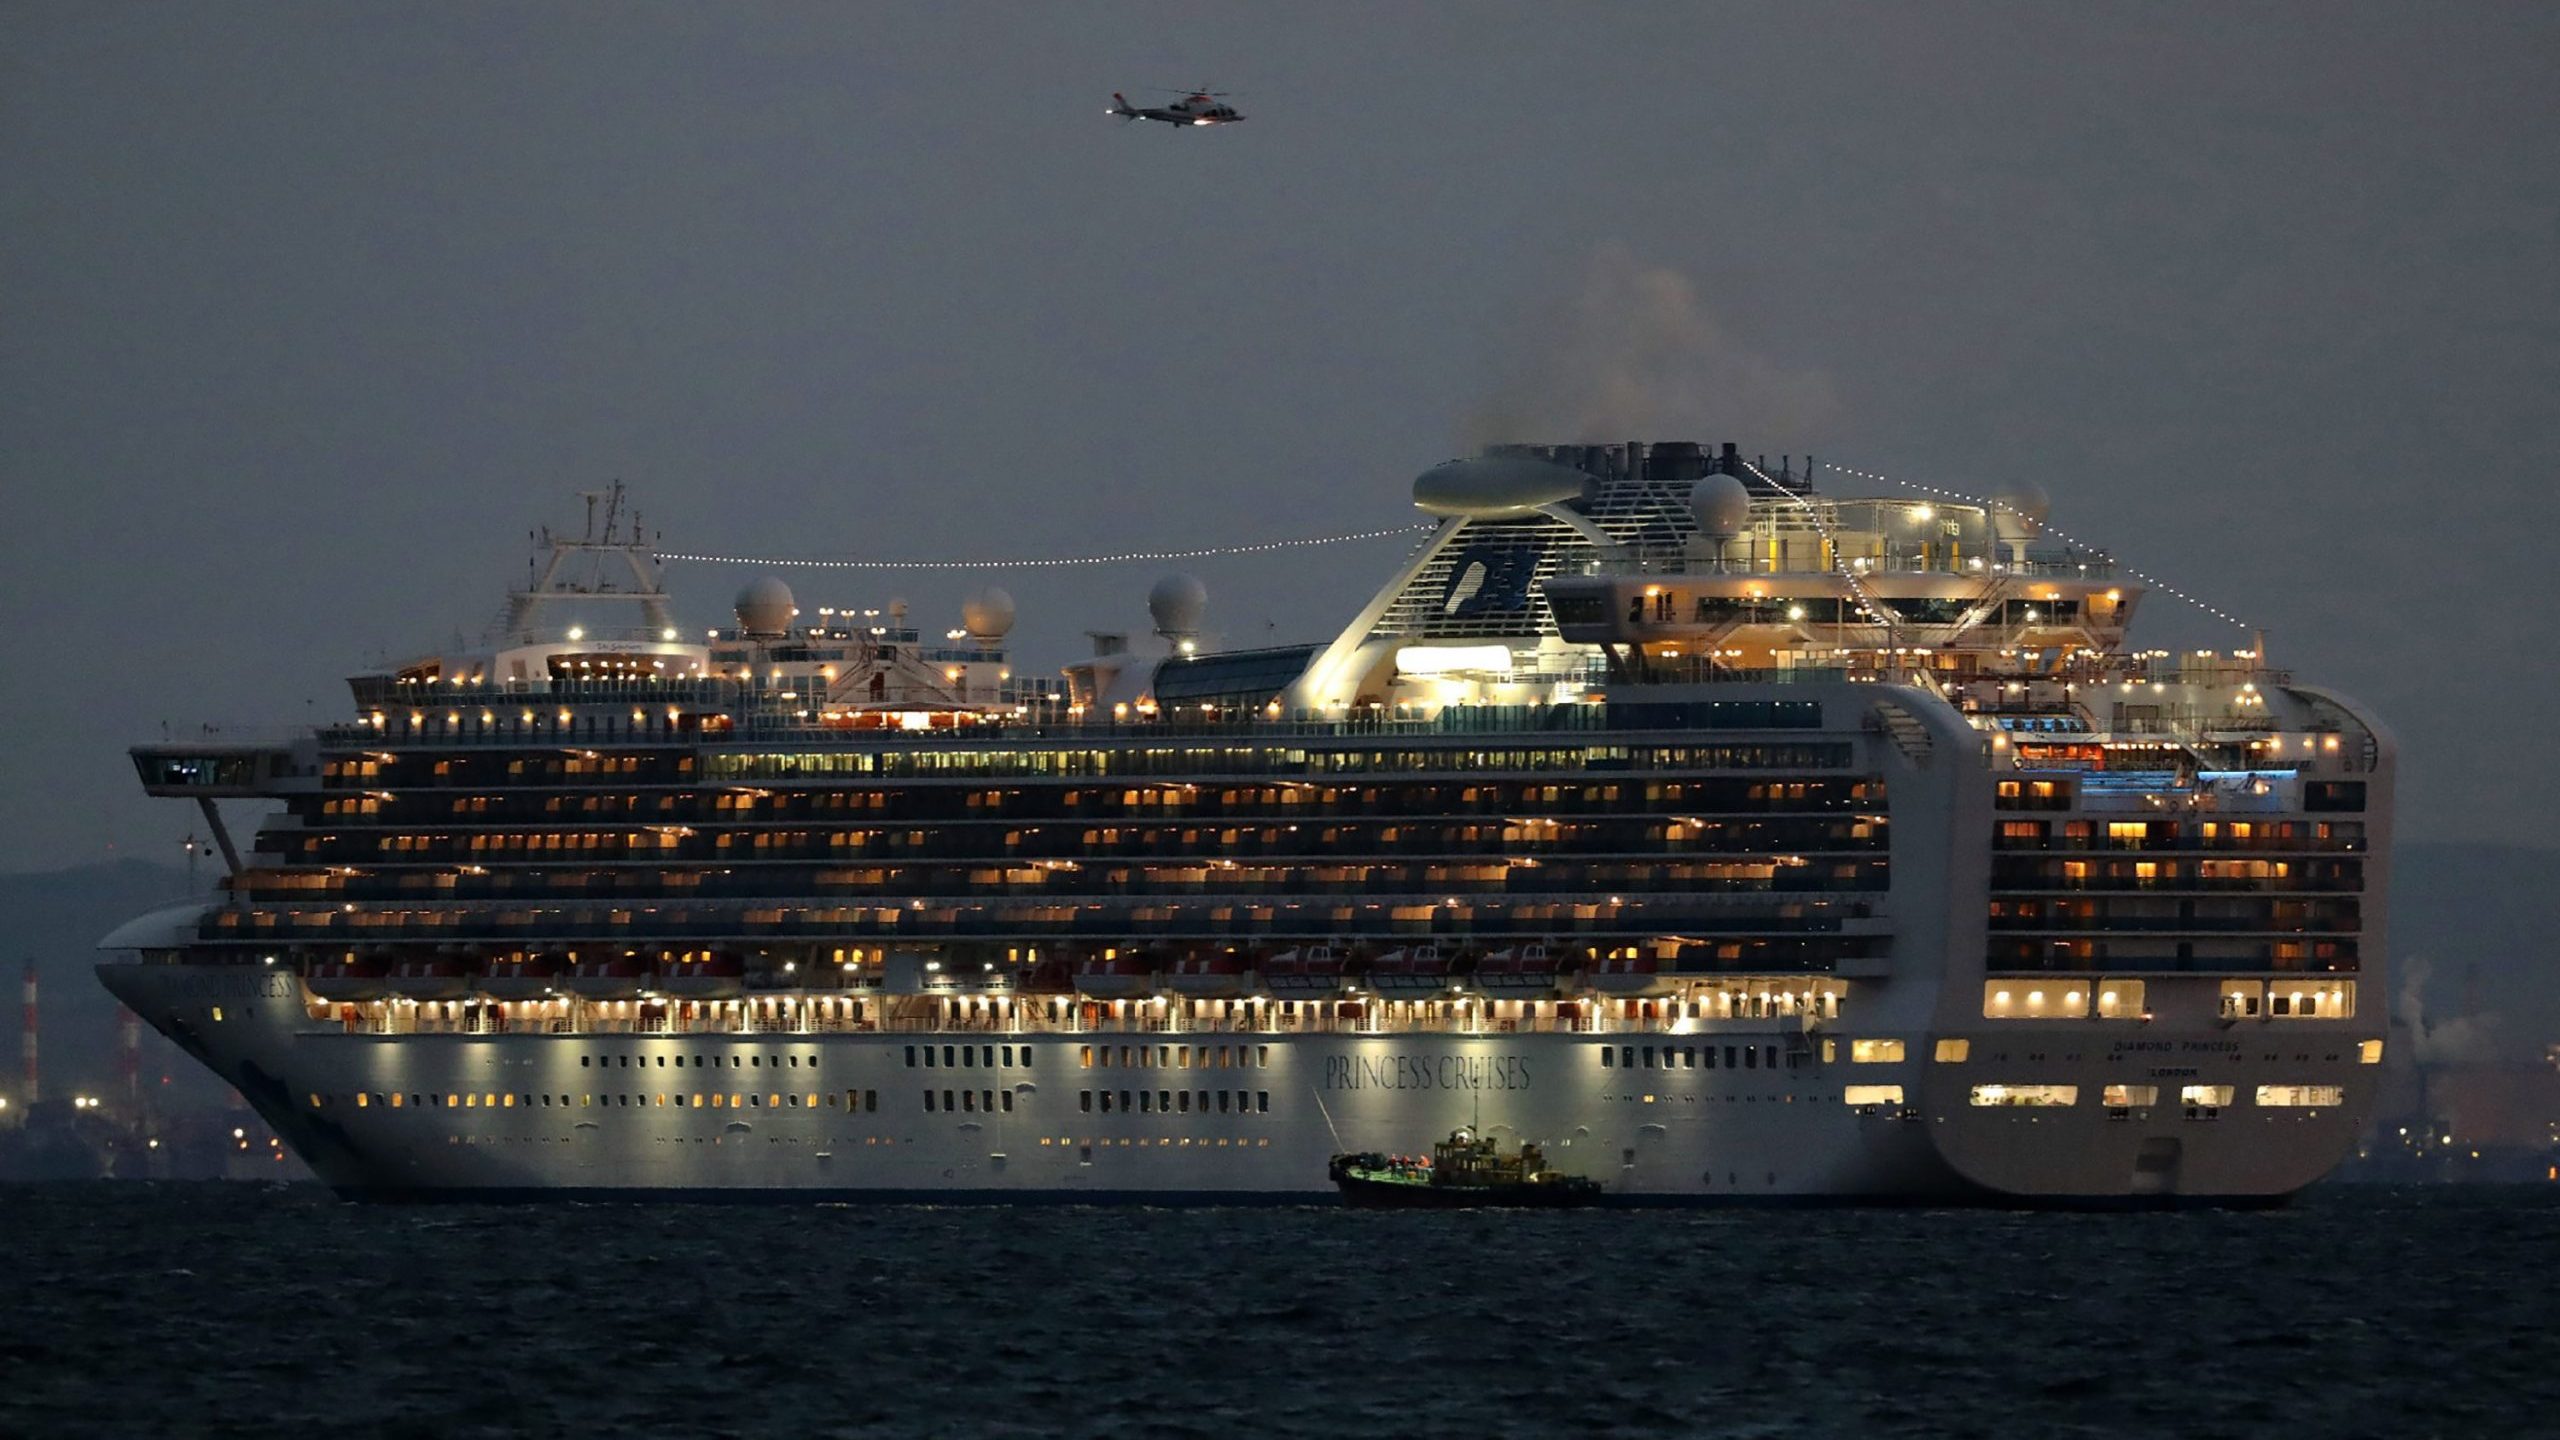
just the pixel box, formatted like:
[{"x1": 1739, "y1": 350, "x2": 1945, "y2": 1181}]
[{"x1": 20, "y1": 959, "x2": 37, "y2": 1106}]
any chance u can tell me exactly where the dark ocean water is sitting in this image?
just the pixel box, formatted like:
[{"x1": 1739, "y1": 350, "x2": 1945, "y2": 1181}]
[{"x1": 1, "y1": 1183, "x2": 2554, "y2": 1440}]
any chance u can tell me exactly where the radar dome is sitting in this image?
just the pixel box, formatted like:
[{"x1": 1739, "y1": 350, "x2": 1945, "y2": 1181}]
[
  {"x1": 960, "y1": 586, "x2": 1017, "y2": 645},
  {"x1": 734, "y1": 576, "x2": 797, "y2": 637},
  {"x1": 1688, "y1": 473, "x2": 1752, "y2": 537},
  {"x1": 1993, "y1": 480, "x2": 2051, "y2": 534},
  {"x1": 1148, "y1": 573, "x2": 1207, "y2": 638}
]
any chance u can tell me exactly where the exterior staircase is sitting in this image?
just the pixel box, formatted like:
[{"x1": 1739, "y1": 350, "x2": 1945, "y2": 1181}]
[{"x1": 1868, "y1": 701, "x2": 1935, "y2": 768}]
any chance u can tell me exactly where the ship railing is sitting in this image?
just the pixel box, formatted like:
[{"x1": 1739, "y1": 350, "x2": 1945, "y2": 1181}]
[
  {"x1": 316, "y1": 1003, "x2": 1803, "y2": 1040},
  {"x1": 316, "y1": 698, "x2": 1888, "y2": 752},
  {"x1": 1577, "y1": 552, "x2": 2117, "y2": 581},
  {"x1": 1624, "y1": 658, "x2": 1860, "y2": 687}
]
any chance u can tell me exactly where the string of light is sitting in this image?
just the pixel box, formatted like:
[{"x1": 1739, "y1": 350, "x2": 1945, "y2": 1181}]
[
  {"x1": 657, "y1": 523, "x2": 1434, "y2": 571},
  {"x1": 1825, "y1": 460, "x2": 2256, "y2": 633}
]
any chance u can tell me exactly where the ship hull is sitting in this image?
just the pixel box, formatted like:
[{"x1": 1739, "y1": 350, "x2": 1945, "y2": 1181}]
[{"x1": 99, "y1": 961, "x2": 2374, "y2": 1207}]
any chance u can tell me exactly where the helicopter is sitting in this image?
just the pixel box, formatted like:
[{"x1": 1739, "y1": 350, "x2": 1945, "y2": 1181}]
[{"x1": 1108, "y1": 87, "x2": 1244, "y2": 128}]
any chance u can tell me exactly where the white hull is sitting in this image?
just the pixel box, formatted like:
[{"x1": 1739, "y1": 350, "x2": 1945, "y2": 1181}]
[{"x1": 102, "y1": 963, "x2": 2372, "y2": 1204}]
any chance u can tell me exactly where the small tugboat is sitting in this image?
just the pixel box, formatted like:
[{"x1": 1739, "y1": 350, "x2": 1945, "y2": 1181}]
[{"x1": 1328, "y1": 1128, "x2": 1605, "y2": 1208}]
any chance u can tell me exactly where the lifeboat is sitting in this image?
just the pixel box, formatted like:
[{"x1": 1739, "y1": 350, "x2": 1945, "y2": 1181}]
[
  {"x1": 477, "y1": 953, "x2": 564, "y2": 1001},
  {"x1": 1585, "y1": 953, "x2": 1669, "y2": 997},
  {"x1": 1019, "y1": 952, "x2": 1075, "y2": 994},
  {"x1": 659, "y1": 952, "x2": 746, "y2": 1000},
  {"x1": 383, "y1": 955, "x2": 472, "y2": 1001},
  {"x1": 1259, "y1": 945, "x2": 1346, "y2": 998},
  {"x1": 1369, "y1": 945, "x2": 1458, "y2": 998},
  {"x1": 1165, "y1": 954, "x2": 1248, "y2": 999},
  {"x1": 1072, "y1": 955, "x2": 1156, "y2": 1000},
  {"x1": 305, "y1": 955, "x2": 387, "y2": 1002},
  {"x1": 560, "y1": 955, "x2": 658, "y2": 1000},
  {"x1": 1474, "y1": 944, "x2": 1562, "y2": 998}
]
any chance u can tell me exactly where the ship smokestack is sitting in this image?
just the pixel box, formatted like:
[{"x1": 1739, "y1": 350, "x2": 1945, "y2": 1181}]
[{"x1": 20, "y1": 959, "x2": 36, "y2": 1105}]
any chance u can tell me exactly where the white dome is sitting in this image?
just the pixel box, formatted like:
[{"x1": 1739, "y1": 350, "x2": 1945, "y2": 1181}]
[
  {"x1": 1148, "y1": 573, "x2": 1207, "y2": 638},
  {"x1": 733, "y1": 576, "x2": 796, "y2": 637},
  {"x1": 1994, "y1": 480, "x2": 2051, "y2": 531},
  {"x1": 960, "y1": 586, "x2": 1017, "y2": 644},
  {"x1": 1688, "y1": 473, "x2": 1752, "y2": 538}
]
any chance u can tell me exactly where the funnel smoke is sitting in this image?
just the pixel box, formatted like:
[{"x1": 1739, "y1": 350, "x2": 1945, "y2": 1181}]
[{"x1": 1464, "y1": 244, "x2": 1843, "y2": 451}]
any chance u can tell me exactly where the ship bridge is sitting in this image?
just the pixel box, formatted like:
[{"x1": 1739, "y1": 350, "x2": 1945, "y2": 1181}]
[
  {"x1": 131, "y1": 735, "x2": 322, "y2": 883},
  {"x1": 132, "y1": 739, "x2": 317, "y2": 797}
]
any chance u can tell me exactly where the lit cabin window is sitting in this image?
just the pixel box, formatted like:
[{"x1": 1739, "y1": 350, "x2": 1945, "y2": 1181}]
[
  {"x1": 1842, "y1": 1085, "x2": 1903, "y2": 1107},
  {"x1": 2096, "y1": 980, "x2": 2145, "y2": 1018},
  {"x1": 1969, "y1": 1084, "x2": 2078, "y2": 1107},
  {"x1": 2180, "y1": 1085, "x2": 2236, "y2": 1111},
  {"x1": 1933, "y1": 1039, "x2": 1970, "y2": 1063},
  {"x1": 1849, "y1": 1040, "x2": 1905, "y2": 1063},
  {"x1": 2359, "y1": 1039, "x2": 2385, "y2": 1065},
  {"x1": 2269, "y1": 983, "x2": 2355, "y2": 1019},
  {"x1": 2101, "y1": 1084, "x2": 2159, "y2": 1108},
  {"x1": 2255, "y1": 1085, "x2": 2345, "y2": 1108},
  {"x1": 1983, "y1": 983, "x2": 2088, "y2": 1019}
]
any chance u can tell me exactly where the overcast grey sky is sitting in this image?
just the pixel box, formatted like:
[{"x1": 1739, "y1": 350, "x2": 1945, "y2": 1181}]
[{"x1": 3, "y1": 2, "x2": 2554, "y2": 871}]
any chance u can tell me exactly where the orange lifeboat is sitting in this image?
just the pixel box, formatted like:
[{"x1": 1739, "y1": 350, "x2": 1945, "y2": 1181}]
[
  {"x1": 1585, "y1": 953, "x2": 1668, "y2": 997},
  {"x1": 305, "y1": 955, "x2": 387, "y2": 1002},
  {"x1": 1165, "y1": 954, "x2": 1248, "y2": 999},
  {"x1": 1474, "y1": 944, "x2": 1561, "y2": 998},
  {"x1": 561, "y1": 955, "x2": 657, "y2": 1000},
  {"x1": 383, "y1": 955, "x2": 472, "y2": 1001},
  {"x1": 1370, "y1": 945, "x2": 1458, "y2": 998},
  {"x1": 1259, "y1": 945, "x2": 1346, "y2": 998},
  {"x1": 1072, "y1": 954, "x2": 1156, "y2": 1000},
  {"x1": 659, "y1": 952, "x2": 746, "y2": 1000},
  {"x1": 477, "y1": 953, "x2": 564, "y2": 1001}
]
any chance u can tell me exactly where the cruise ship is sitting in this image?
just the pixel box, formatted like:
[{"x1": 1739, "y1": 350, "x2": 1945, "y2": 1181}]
[{"x1": 99, "y1": 447, "x2": 2393, "y2": 1203}]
